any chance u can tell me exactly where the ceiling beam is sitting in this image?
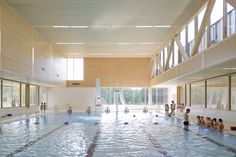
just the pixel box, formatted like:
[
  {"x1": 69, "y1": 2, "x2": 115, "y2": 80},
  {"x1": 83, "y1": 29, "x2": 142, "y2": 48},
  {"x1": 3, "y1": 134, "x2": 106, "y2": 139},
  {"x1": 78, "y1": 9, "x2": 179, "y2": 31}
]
[
  {"x1": 151, "y1": 0, "x2": 208, "y2": 60},
  {"x1": 151, "y1": 59, "x2": 155, "y2": 78},
  {"x1": 157, "y1": 55, "x2": 164, "y2": 74},
  {"x1": 175, "y1": 35, "x2": 189, "y2": 61},
  {"x1": 224, "y1": 0, "x2": 236, "y2": 8},
  {"x1": 164, "y1": 40, "x2": 174, "y2": 71},
  {"x1": 191, "y1": 0, "x2": 216, "y2": 56}
]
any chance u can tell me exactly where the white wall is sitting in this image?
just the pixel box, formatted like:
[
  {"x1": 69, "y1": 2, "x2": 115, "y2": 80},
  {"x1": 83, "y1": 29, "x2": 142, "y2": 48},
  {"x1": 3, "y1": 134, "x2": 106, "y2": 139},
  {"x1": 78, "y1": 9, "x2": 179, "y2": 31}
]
[
  {"x1": 0, "y1": 106, "x2": 39, "y2": 117},
  {"x1": 168, "y1": 86, "x2": 177, "y2": 104},
  {"x1": 188, "y1": 105, "x2": 236, "y2": 124},
  {"x1": 48, "y1": 87, "x2": 97, "y2": 111}
]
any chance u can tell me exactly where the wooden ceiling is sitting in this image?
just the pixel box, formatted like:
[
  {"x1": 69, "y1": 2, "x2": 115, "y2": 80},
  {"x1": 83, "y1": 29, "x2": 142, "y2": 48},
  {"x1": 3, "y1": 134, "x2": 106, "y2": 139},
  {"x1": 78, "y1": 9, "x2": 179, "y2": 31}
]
[{"x1": 7, "y1": 0, "x2": 205, "y2": 57}]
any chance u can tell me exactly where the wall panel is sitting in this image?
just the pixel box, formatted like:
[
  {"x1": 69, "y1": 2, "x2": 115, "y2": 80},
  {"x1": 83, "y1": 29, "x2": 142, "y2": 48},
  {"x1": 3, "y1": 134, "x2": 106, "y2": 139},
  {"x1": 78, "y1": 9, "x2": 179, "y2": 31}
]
[
  {"x1": 0, "y1": 1, "x2": 66, "y2": 86},
  {"x1": 1, "y1": 1, "x2": 32, "y2": 77},
  {"x1": 68, "y1": 58, "x2": 151, "y2": 87},
  {"x1": 33, "y1": 30, "x2": 52, "y2": 82}
]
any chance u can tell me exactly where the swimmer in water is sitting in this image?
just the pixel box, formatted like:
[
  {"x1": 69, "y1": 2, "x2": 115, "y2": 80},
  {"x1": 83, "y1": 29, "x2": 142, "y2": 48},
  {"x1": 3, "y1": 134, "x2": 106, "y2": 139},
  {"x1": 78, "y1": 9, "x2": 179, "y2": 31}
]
[{"x1": 183, "y1": 109, "x2": 190, "y2": 130}]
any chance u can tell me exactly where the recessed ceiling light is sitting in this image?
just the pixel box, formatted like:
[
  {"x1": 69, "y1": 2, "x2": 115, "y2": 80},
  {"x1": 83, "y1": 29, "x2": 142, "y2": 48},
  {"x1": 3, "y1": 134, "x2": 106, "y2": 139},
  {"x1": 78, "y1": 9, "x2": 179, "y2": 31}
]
[
  {"x1": 70, "y1": 43, "x2": 85, "y2": 45},
  {"x1": 153, "y1": 25, "x2": 172, "y2": 28},
  {"x1": 135, "y1": 26, "x2": 153, "y2": 28},
  {"x1": 135, "y1": 25, "x2": 172, "y2": 28},
  {"x1": 70, "y1": 26, "x2": 88, "y2": 28},
  {"x1": 53, "y1": 26, "x2": 70, "y2": 28},
  {"x1": 139, "y1": 42, "x2": 154, "y2": 45},
  {"x1": 90, "y1": 53, "x2": 112, "y2": 55},
  {"x1": 56, "y1": 42, "x2": 68, "y2": 44},
  {"x1": 116, "y1": 42, "x2": 155, "y2": 45},
  {"x1": 56, "y1": 42, "x2": 85, "y2": 45},
  {"x1": 116, "y1": 43, "x2": 131, "y2": 45},
  {"x1": 223, "y1": 68, "x2": 236, "y2": 70}
]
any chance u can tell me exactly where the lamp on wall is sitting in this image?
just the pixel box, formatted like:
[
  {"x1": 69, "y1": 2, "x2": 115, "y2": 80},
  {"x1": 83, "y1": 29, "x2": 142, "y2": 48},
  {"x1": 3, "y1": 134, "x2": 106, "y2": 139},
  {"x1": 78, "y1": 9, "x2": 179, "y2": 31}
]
[{"x1": 41, "y1": 67, "x2": 45, "y2": 71}]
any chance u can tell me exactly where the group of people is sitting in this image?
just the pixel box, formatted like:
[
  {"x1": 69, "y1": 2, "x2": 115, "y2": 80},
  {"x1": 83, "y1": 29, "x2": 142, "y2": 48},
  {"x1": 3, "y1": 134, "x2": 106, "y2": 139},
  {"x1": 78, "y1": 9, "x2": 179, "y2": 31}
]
[
  {"x1": 182, "y1": 108, "x2": 225, "y2": 131},
  {"x1": 165, "y1": 101, "x2": 176, "y2": 116},
  {"x1": 40, "y1": 102, "x2": 46, "y2": 113},
  {"x1": 196, "y1": 116, "x2": 224, "y2": 131}
]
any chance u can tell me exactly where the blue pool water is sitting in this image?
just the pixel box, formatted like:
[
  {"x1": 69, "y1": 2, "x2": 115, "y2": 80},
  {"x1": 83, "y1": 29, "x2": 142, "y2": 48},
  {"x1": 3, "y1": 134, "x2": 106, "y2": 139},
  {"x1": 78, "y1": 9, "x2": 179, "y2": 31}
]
[{"x1": 0, "y1": 112, "x2": 236, "y2": 157}]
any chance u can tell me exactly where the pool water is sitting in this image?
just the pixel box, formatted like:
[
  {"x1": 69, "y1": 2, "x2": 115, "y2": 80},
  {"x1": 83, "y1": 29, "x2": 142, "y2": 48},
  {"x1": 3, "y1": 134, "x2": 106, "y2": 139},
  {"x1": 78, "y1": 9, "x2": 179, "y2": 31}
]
[{"x1": 0, "y1": 112, "x2": 236, "y2": 157}]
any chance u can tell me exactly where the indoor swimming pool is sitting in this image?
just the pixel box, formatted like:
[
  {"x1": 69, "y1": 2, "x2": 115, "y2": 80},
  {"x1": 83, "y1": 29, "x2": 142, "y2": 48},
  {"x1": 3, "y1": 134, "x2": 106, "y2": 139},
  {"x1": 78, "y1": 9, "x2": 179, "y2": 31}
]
[{"x1": 0, "y1": 112, "x2": 236, "y2": 157}]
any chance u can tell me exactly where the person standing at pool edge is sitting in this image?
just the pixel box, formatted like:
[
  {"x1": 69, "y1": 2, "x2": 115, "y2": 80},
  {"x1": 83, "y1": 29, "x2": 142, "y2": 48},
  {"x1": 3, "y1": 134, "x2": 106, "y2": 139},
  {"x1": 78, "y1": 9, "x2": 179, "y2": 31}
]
[
  {"x1": 183, "y1": 108, "x2": 190, "y2": 130},
  {"x1": 43, "y1": 102, "x2": 46, "y2": 113},
  {"x1": 170, "y1": 100, "x2": 176, "y2": 116}
]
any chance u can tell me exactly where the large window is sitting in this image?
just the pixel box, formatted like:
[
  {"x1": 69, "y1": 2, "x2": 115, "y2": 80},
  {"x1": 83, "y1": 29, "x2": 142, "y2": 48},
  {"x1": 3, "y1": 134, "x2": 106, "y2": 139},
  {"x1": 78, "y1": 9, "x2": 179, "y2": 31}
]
[
  {"x1": 145, "y1": 88, "x2": 149, "y2": 104},
  {"x1": 186, "y1": 85, "x2": 190, "y2": 106},
  {"x1": 40, "y1": 86, "x2": 47, "y2": 104},
  {"x1": 0, "y1": 80, "x2": 46, "y2": 108},
  {"x1": 198, "y1": 7, "x2": 207, "y2": 52},
  {"x1": 123, "y1": 88, "x2": 133, "y2": 104},
  {"x1": 0, "y1": 81, "x2": 1, "y2": 108},
  {"x1": 152, "y1": 88, "x2": 157, "y2": 104},
  {"x1": 180, "y1": 28, "x2": 186, "y2": 48},
  {"x1": 30, "y1": 85, "x2": 38, "y2": 106},
  {"x1": 66, "y1": 58, "x2": 84, "y2": 80},
  {"x1": 207, "y1": 77, "x2": 228, "y2": 110},
  {"x1": 2, "y1": 80, "x2": 20, "y2": 108},
  {"x1": 231, "y1": 75, "x2": 236, "y2": 111},
  {"x1": 152, "y1": 1, "x2": 236, "y2": 75},
  {"x1": 191, "y1": 81, "x2": 205, "y2": 107},
  {"x1": 210, "y1": 0, "x2": 223, "y2": 45},
  {"x1": 174, "y1": 42, "x2": 179, "y2": 66},
  {"x1": 164, "y1": 47, "x2": 168, "y2": 66},
  {"x1": 101, "y1": 87, "x2": 148, "y2": 105},
  {"x1": 188, "y1": 19, "x2": 195, "y2": 54},
  {"x1": 101, "y1": 88, "x2": 111, "y2": 104},
  {"x1": 227, "y1": 4, "x2": 236, "y2": 37},
  {"x1": 21, "y1": 84, "x2": 26, "y2": 107},
  {"x1": 157, "y1": 88, "x2": 168, "y2": 105}
]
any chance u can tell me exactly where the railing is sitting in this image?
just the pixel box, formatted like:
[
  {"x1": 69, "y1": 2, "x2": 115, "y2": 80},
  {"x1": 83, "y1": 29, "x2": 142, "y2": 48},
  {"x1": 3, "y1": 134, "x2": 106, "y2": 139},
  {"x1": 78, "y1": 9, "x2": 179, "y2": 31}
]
[{"x1": 152, "y1": 8, "x2": 236, "y2": 78}]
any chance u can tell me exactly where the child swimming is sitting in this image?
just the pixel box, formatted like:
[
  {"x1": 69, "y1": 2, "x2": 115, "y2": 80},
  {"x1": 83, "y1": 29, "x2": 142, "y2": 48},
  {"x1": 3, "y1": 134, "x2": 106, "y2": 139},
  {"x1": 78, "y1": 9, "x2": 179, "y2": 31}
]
[
  {"x1": 200, "y1": 116, "x2": 205, "y2": 125},
  {"x1": 196, "y1": 116, "x2": 201, "y2": 125},
  {"x1": 218, "y1": 119, "x2": 224, "y2": 131}
]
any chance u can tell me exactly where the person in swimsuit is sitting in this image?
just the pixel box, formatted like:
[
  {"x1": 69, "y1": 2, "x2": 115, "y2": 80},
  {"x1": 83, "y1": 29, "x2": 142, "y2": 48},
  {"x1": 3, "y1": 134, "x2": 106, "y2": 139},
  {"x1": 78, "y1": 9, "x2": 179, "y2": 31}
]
[
  {"x1": 183, "y1": 109, "x2": 190, "y2": 130},
  {"x1": 218, "y1": 119, "x2": 224, "y2": 131}
]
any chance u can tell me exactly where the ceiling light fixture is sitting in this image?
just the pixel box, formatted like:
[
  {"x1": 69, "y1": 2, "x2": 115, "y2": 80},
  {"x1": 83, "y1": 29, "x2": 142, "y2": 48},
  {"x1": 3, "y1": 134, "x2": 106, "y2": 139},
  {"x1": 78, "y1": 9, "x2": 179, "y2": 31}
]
[
  {"x1": 135, "y1": 25, "x2": 172, "y2": 28},
  {"x1": 53, "y1": 25, "x2": 70, "y2": 28},
  {"x1": 153, "y1": 25, "x2": 172, "y2": 28},
  {"x1": 139, "y1": 42, "x2": 154, "y2": 45},
  {"x1": 135, "y1": 26, "x2": 153, "y2": 28},
  {"x1": 116, "y1": 43, "x2": 131, "y2": 45},
  {"x1": 70, "y1": 43, "x2": 85, "y2": 45},
  {"x1": 116, "y1": 42, "x2": 155, "y2": 45},
  {"x1": 70, "y1": 26, "x2": 88, "y2": 28},
  {"x1": 56, "y1": 42, "x2": 85, "y2": 45},
  {"x1": 90, "y1": 53, "x2": 112, "y2": 55},
  {"x1": 223, "y1": 68, "x2": 236, "y2": 70}
]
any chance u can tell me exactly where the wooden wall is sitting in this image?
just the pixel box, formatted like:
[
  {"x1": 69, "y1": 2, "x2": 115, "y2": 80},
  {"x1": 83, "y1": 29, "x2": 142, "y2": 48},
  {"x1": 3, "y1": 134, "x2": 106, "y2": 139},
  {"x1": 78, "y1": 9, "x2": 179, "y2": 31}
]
[
  {"x1": 0, "y1": 1, "x2": 151, "y2": 87},
  {"x1": 0, "y1": 1, "x2": 66, "y2": 86},
  {"x1": 67, "y1": 58, "x2": 151, "y2": 87}
]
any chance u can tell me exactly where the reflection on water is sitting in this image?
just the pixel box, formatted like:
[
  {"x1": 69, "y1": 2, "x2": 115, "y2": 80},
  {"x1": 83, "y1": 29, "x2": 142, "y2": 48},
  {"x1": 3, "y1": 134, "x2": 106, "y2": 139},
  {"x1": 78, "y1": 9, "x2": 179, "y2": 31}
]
[{"x1": 0, "y1": 112, "x2": 235, "y2": 157}]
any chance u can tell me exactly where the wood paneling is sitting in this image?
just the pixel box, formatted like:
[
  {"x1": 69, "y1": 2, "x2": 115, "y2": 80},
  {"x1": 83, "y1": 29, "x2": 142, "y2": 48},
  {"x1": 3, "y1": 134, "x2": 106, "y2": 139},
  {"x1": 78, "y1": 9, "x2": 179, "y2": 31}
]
[
  {"x1": 33, "y1": 30, "x2": 52, "y2": 82},
  {"x1": 67, "y1": 58, "x2": 151, "y2": 87},
  {"x1": 51, "y1": 47, "x2": 66, "y2": 84},
  {"x1": 1, "y1": 0, "x2": 32, "y2": 77},
  {"x1": 0, "y1": 1, "x2": 66, "y2": 86}
]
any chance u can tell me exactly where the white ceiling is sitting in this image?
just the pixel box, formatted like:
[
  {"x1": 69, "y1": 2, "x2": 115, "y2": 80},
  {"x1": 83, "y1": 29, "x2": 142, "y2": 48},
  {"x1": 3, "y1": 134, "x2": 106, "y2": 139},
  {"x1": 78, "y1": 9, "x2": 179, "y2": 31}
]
[{"x1": 7, "y1": 0, "x2": 202, "y2": 57}]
